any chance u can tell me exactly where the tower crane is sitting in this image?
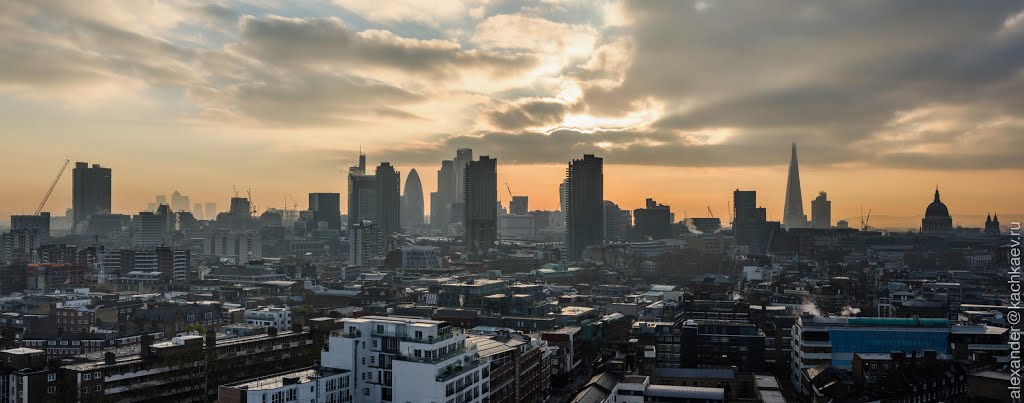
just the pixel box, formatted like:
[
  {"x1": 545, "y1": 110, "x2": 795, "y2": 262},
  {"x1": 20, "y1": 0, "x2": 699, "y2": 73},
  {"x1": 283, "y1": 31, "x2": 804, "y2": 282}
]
[
  {"x1": 707, "y1": 206, "x2": 715, "y2": 218},
  {"x1": 36, "y1": 159, "x2": 70, "y2": 215},
  {"x1": 505, "y1": 182, "x2": 514, "y2": 200},
  {"x1": 247, "y1": 188, "x2": 256, "y2": 217},
  {"x1": 288, "y1": 193, "x2": 298, "y2": 211}
]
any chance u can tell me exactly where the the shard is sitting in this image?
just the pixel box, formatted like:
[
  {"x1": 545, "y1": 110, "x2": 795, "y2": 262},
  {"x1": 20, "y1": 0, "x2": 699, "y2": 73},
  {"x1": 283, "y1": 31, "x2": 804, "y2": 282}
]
[{"x1": 783, "y1": 143, "x2": 808, "y2": 229}]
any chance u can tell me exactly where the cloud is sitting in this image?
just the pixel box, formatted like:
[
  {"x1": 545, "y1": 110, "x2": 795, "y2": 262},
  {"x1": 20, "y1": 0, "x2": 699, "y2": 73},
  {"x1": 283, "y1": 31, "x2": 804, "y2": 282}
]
[
  {"x1": 332, "y1": 0, "x2": 479, "y2": 26},
  {"x1": 238, "y1": 15, "x2": 537, "y2": 79},
  {"x1": 485, "y1": 98, "x2": 575, "y2": 130}
]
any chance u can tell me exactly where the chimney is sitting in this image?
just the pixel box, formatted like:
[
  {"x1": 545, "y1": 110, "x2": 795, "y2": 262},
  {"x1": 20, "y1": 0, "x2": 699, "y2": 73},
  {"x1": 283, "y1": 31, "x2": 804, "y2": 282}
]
[
  {"x1": 140, "y1": 334, "x2": 153, "y2": 359},
  {"x1": 205, "y1": 328, "x2": 216, "y2": 348},
  {"x1": 104, "y1": 351, "x2": 115, "y2": 365}
]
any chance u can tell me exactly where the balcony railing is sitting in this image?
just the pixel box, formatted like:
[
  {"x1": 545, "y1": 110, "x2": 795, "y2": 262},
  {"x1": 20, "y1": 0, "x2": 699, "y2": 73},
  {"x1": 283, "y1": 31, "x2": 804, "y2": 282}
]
[
  {"x1": 393, "y1": 343, "x2": 477, "y2": 365},
  {"x1": 332, "y1": 328, "x2": 464, "y2": 344},
  {"x1": 437, "y1": 358, "x2": 484, "y2": 382}
]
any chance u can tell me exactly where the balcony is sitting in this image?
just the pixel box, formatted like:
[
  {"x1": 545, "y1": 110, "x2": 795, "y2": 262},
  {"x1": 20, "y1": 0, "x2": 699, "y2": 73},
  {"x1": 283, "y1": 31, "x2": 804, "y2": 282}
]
[
  {"x1": 437, "y1": 358, "x2": 484, "y2": 382},
  {"x1": 394, "y1": 343, "x2": 477, "y2": 365},
  {"x1": 333, "y1": 328, "x2": 464, "y2": 344}
]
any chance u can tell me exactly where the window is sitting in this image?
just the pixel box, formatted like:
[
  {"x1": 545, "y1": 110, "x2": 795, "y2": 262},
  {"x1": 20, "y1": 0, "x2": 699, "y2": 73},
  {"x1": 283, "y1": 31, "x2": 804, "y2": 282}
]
[
  {"x1": 47, "y1": 386, "x2": 55, "y2": 394},
  {"x1": 48, "y1": 374, "x2": 56, "y2": 382},
  {"x1": 95, "y1": 372, "x2": 102, "y2": 379},
  {"x1": 84, "y1": 374, "x2": 91, "y2": 381},
  {"x1": 95, "y1": 385, "x2": 102, "y2": 391}
]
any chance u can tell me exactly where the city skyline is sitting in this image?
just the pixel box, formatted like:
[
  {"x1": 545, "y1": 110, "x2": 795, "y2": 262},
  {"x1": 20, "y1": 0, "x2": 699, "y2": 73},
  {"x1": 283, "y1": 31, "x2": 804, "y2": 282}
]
[
  {"x1": 2, "y1": 1, "x2": 1024, "y2": 229},
  {"x1": 1, "y1": 150, "x2": 1021, "y2": 231}
]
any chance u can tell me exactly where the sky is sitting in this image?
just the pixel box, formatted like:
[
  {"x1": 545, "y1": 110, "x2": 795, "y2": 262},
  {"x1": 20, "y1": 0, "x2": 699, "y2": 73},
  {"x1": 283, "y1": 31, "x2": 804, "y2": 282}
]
[{"x1": 1, "y1": 0, "x2": 1022, "y2": 230}]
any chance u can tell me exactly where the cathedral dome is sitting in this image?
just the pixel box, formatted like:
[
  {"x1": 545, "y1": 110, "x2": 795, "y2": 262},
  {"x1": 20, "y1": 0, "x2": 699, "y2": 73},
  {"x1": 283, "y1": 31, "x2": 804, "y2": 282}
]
[{"x1": 925, "y1": 188, "x2": 950, "y2": 218}]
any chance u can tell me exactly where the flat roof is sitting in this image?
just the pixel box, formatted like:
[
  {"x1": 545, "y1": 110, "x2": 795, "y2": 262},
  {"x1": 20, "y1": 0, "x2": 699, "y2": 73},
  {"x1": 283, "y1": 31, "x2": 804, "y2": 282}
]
[{"x1": 227, "y1": 367, "x2": 350, "y2": 390}]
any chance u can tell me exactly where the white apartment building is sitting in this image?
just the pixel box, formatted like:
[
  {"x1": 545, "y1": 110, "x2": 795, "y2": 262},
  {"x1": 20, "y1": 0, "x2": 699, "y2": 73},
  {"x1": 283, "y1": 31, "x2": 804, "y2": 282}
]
[
  {"x1": 219, "y1": 367, "x2": 353, "y2": 403},
  {"x1": 245, "y1": 306, "x2": 292, "y2": 330},
  {"x1": 321, "y1": 316, "x2": 490, "y2": 403}
]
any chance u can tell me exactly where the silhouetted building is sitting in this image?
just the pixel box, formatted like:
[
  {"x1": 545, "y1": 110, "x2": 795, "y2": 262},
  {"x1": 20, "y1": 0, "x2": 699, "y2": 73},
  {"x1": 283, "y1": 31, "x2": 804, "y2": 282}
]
[
  {"x1": 72, "y1": 162, "x2": 112, "y2": 228},
  {"x1": 510, "y1": 195, "x2": 529, "y2": 216},
  {"x1": 783, "y1": 143, "x2": 808, "y2": 229},
  {"x1": 464, "y1": 156, "x2": 498, "y2": 254},
  {"x1": 921, "y1": 188, "x2": 953, "y2": 233},
  {"x1": 10, "y1": 213, "x2": 50, "y2": 243},
  {"x1": 402, "y1": 169, "x2": 424, "y2": 230},
  {"x1": 375, "y1": 162, "x2": 401, "y2": 236},
  {"x1": 985, "y1": 213, "x2": 1001, "y2": 235},
  {"x1": 431, "y1": 159, "x2": 456, "y2": 230},
  {"x1": 454, "y1": 148, "x2": 473, "y2": 206},
  {"x1": 567, "y1": 154, "x2": 603, "y2": 261},
  {"x1": 204, "y1": 202, "x2": 217, "y2": 219},
  {"x1": 170, "y1": 190, "x2": 190, "y2": 212},
  {"x1": 733, "y1": 190, "x2": 769, "y2": 252},
  {"x1": 634, "y1": 198, "x2": 672, "y2": 240},
  {"x1": 131, "y1": 211, "x2": 169, "y2": 247},
  {"x1": 811, "y1": 191, "x2": 831, "y2": 229},
  {"x1": 309, "y1": 192, "x2": 341, "y2": 230},
  {"x1": 229, "y1": 197, "x2": 251, "y2": 217},
  {"x1": 347, "y1": 155, "x2": 377, "y2": 235},
  {"x1": 603, "y1": 201, "x2": 630, "y2": 241}
]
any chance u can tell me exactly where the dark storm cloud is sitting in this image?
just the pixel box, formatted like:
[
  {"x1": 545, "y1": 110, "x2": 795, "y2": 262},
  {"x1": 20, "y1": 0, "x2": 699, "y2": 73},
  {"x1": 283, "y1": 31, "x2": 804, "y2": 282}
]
[{"x1": 486, "y1": 99, "x2": 575, "y2": 130}]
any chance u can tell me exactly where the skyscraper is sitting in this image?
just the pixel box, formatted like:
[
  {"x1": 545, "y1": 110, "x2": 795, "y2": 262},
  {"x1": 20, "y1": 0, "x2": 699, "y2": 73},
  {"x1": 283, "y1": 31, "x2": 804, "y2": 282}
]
[
  {"x1": 464, "y1": 156, "x2": 498, "y2": 254},
  {"x1": 453, "y1": 148, "x2": 473, "y2": 200},
  {"x1": 509, "y1": 195, "x2": 528, "y2": 215},
  {"x1": 432, "y1": 160, "x2": 456, "y2": 231},
  {"x1": 602, "y1": 201, "x2": 629, "y2": 241},
  {"x1": 401, "y1": 169, "x2": 424, "y2": 230},
  {"x1": 309, "y1": 192, "x2": 342, "y2": 229},
  {"x1": 783, "y1": 143, "x2": 809, "y2": 229},
  {"x1": 566, "y1": 154, "x2": 604, "y2": 261},
  {"x1": 811, "y1": 191, "x2": 831, "y2": 229},
  {"x1": 170, "y1": 190, "x2": 190, "y2": 212},
  {"x1": 229, "y1": 197, "x2": 251, "y2": 217},
  {"x1": 374, "y1": 162, "x2": 401, "y2": 236},
  {"x1": 193, "y1": 203, "x2": 205, "y2": 220},
  {"x1": 72, "y1": 162, "x2": 112, "y2": 228},
  {"x1": 347, "y1": 153, "x2": 377, "y2": 231}
]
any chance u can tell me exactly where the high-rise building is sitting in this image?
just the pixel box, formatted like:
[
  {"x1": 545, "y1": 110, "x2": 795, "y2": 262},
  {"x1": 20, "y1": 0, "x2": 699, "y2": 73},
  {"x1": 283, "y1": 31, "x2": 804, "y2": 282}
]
[
  {"x1": 454, "y1": 148, "x2": 473, "y2": 199},
  {"x1": 347, "y1": 159, "x2": 377, "y2": 228},
  {"x1": 811, "y1": 191, "x2": 831, "y2": 229},
  {"x1": 170, "y1": 190, "x2": 190, "y2": 212},
  {"x1": 309, "y1": 192, "x2": 342, "y2": 229},
  {"x1": 72, "y1": 162, "x2": 112, "y2": 228},
  {"x1": 733, "y1": 190, "x2": 769, "y2": 251},
  {"x1": 566, "y1": 154, "x2": 604, "y2": 261},
  {"x1": 349, "y1": 220, "x2": 384, "y2": 267},
  {"x1": 633, "y1": 198, "x2": 672, "y2": 240},
  {"x1": 193, "y1": 203, "x2": 205, "y2": 220},
  {"x1": 229, "y1": 197, "x2": 251, "y2": 217},
  {"x1": 464, "y1": 156, "x2": 498, "y2": 254},
  {"x1": 375, "y1": 162, "x2": 401, "y2": 236},
  {"x1": 402, "y1": 169, "x2": 425, "y2": 230},
  {"x1": 783, "y1": 143, "x2": 809, "y2": 229},
  {"x1": 602, "y1": 201, "x2": 630, "y2": 241},
  {"x1": 432, "y1": 160, "x2": 456, "y2": 231},
  {"x1": 321, "y1": 316, "x2": 490, "y2": 403},
  {"x1": 559, "y1": 179, "x2": 567, "y2": 212},
  {"x1": 510, "y1": 195, "x2": 528, "y2": 215}
]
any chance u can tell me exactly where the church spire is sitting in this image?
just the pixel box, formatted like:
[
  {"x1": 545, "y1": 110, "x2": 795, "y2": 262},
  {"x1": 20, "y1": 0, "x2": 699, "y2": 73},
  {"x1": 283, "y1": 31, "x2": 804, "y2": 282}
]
[{"x1": 934, "y1": 187, "x2": 940, "y2": 202}]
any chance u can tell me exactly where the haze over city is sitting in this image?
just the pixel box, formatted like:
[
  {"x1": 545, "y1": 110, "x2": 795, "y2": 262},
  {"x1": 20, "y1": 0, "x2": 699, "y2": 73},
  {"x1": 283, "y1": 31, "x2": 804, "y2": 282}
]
[{"x1": 2, "y1": 0, "x2": 1023, "y2": 229}]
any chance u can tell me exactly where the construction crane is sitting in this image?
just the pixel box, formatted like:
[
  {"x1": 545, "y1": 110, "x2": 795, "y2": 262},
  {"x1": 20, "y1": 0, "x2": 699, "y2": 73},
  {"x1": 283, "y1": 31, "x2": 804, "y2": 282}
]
[
  {"x1": 505, "y1": 182, "x2": 514, "y2": 200},
  {"x1": 233, "y1": 185, "x2": 239, "y2": 198},
  {"x1": 859, "y1": 206, "x2": 873, "y2": 230},
  {"x1": 288, "y1": 193, "x2": 298, "y2": 211},
  {"x1": 707, "y1": 206, "x2": 715, "y2": 218},
  {"x1": 247, "y1": 188, "x2": 256, "y2": 217},
  {"x1": 864, "y1": 209, "x2": 872, "y2": 230},
  {"x1": 35, "y1": 159, "x2": 70, "y2": 215}
]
